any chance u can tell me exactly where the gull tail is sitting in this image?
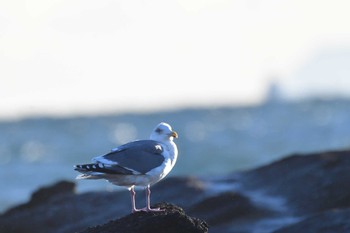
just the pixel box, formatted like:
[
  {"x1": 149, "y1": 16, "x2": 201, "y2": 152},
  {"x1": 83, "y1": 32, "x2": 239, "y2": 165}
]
[
  {"x1": 74, "y1": 162, "x2": 135, "y2": 178},
  {"x1": 74, "y1": 163, "x2": 105, "y2": 179}
]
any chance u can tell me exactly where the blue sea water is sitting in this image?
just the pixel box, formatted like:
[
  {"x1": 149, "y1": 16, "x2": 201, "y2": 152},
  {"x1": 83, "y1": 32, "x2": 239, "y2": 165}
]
[{"x1": 1, "y1": 99, "x2": 350, "y2": 213}]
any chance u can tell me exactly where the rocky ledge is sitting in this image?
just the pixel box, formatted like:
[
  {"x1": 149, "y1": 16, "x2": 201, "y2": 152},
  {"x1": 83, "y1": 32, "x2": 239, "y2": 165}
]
[
  {"x1": 80, "y1": 203, "x2": 208, "y2": 233},
  {"x1": 1, "y1": 149, "x2": 350, "y2": 233}
]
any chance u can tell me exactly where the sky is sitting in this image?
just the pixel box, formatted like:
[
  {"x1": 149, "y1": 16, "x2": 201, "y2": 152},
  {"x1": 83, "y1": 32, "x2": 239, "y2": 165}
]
[{"x1": 1, "y1": 0, "x2": 350, "y2": 119}]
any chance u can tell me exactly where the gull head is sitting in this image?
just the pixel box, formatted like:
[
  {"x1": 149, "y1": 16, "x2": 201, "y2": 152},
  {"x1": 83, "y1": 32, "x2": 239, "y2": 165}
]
[{"x1": 150, "y1": 122, "x2": 178, "y2": 142}]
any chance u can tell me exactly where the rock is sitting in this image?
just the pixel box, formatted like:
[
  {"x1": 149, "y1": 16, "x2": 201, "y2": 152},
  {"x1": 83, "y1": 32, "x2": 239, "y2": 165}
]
[
  {"x1": 151, "y1": 176, "x2": 207, "y2": 209},
  {"x1": 4, "y1": 180, "x2": 75, "y2": 215},
  {"x1": 2, "y1": 149, "x2": 350, "y2": 233},
  {"x1": 188, "y1": 192, "x2": 268, "y2": 226},
  {"x1": 79, "y1": 203, "x2": 208, "y2": 233},
  {"x1": 242, "y1": 150, "x2": 350, "y2": 215},
  {"x1": 0, "y1": 181, "x2": 88, "y2": 233},
  {"x1": 0, "y1": 177, "x2": 208, "y2": 233},
  {"x1": 272, "y1": 208, "x2": 350, "y2": 233}
]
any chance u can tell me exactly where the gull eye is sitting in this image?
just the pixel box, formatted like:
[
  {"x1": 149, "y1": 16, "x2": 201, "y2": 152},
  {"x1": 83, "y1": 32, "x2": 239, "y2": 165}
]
[{"x1": 155, "y1": 128, "x2": 163, "y2": 133}]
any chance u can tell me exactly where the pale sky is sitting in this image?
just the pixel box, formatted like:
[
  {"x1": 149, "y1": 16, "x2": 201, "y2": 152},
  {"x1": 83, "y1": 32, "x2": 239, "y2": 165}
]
[{"x1": 1, "y1": 0, "x2": 350, "y2": 119}]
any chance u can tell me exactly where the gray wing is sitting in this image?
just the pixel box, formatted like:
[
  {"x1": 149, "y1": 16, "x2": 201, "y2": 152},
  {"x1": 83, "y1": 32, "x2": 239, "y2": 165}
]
[{"x1": 92, "y1": 140, "x2": 165, "y2": 174}]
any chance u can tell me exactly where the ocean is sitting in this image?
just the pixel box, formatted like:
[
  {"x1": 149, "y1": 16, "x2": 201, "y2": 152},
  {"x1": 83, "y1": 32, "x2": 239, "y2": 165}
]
[{"x1": 1, "y1": 99, "x2": 350, "y2": 213}]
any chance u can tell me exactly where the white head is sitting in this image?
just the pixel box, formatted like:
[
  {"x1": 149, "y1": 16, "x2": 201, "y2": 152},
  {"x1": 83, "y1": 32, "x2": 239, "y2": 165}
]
[{"x1": 150, "y1": 122, "x2": 178, "y2": 142}]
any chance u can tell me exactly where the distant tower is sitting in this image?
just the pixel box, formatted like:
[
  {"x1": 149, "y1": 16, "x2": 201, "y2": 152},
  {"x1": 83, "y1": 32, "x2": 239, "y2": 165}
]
[{"x1": 265, "y1": 79, "x2": 284, "y2": 103}]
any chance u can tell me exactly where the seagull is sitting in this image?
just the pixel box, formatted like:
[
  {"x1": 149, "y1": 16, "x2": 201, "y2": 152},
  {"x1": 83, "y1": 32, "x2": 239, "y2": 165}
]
[{"x1": 74, "y1": 122, "x2": 178, "y2": 213}]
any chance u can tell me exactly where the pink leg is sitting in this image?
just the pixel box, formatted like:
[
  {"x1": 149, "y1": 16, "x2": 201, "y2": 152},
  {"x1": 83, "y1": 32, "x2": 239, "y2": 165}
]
[
  {"x1": 141, "y1": 185, "x2": 163, "y2": 212},
  {"x1": 129, "y1": 186, "x2": 141, "y2": 213}
]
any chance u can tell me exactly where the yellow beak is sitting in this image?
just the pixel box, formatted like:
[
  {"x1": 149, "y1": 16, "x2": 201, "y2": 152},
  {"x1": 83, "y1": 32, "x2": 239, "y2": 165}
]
[{"x1": 171, "y1": 131, "x2": 178, "y2": 138}]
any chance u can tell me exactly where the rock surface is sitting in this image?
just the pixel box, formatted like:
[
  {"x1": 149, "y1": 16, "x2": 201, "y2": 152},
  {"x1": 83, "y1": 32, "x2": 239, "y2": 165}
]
[
  {"x1": 80, "y1": 203, "x2": 208, "y2": 233},
  {"x1": 1, "y1": 149, "x2": 350, "y2": 233},
  {"x1": 272, "y1": 208, "x2": 350, "y2": 233}
]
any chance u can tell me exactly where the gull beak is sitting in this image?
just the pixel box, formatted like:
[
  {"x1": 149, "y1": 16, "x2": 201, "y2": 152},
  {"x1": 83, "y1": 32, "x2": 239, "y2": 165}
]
[{"x1": 170, "y1": 131, "x2": 178, "y2": 138}]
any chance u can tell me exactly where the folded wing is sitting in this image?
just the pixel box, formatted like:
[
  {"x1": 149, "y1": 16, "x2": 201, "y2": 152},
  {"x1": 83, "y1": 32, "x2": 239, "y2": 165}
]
[{"x1": 92, "y1": 140, "x2": 165, "y2": 175}]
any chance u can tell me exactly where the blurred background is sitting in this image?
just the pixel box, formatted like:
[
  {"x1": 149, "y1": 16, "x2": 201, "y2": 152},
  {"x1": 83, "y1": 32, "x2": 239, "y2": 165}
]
[{"x1": 1, "y1": 0, "x2": 350, "y2": 212}]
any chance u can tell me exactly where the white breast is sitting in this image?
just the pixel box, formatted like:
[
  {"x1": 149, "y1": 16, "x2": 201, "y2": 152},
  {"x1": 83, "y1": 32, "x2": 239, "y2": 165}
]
[{"x1": 146, "y1": 140, "x2": 178, "y2": 185}]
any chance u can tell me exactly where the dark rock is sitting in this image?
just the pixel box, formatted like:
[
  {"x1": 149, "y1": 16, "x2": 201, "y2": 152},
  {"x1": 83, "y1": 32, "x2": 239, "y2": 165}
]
[
  {"x1": 4, "y1": 180, "x2": 75, "y2": 215},
  {"x1": 272, "y1": 209, "x2": 350, "y2": 233},
  {"x1": 188, "y1": 192, "x2": 268, "y2": 226},
  {"x1": 3, "y1": 149, "x2": 350, "y2": 233},
  {"x1": 151, "y1": 176, "x2": 207, "y2": 209},
  {"x1": 0, "y1": 177, "x2": 208, "y2": 233},
  {"x1": 79, "y1": 203, "x2": 208, "y2": 233},
  {"x1": 242, "y1": 150, "x2": 350, "y2": 215}
]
